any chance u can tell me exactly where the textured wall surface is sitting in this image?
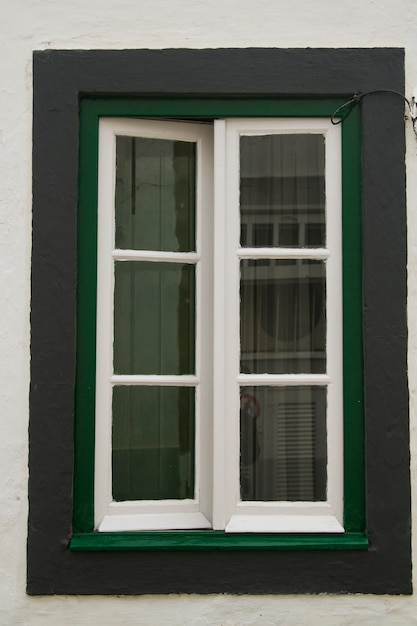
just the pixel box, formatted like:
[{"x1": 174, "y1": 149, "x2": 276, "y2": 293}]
[{"x1": 1, "y1": 0, "x2": 417, "y2": 623}]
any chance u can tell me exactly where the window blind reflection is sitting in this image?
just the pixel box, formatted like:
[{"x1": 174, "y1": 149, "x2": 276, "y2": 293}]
[{"x1": 240, "y1": 386, "x2": 327, "y2": 502}]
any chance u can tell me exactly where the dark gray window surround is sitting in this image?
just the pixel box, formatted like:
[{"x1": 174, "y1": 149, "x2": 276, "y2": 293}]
[{"x1": 29, "y1": 48, "x2": 410, "y2": 595}]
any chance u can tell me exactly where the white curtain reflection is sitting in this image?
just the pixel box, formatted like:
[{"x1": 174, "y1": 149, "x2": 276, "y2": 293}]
[
  {"x1": 239, "y1": 134, "x2": 327, "y2": 502},
  {"x1": 240, "y1": 260, "x2": 326, "y2": 375},
  {"x1": 240, "y1": 134, "x2": 325, "y2": 248}
]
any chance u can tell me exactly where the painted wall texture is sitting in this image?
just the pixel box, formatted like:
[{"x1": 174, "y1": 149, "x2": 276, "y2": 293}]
[{"x1": 1, "y1": 0, "x2": 417, "y2": 623}]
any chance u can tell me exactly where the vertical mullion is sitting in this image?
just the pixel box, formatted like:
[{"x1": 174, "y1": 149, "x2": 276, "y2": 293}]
[
  {"x1": 212, "y1": 119, "x2": 228, "y2": 529},
  {"x1": 323, "y1": 122, "x2": 343, "y2": 521},
  {"x1": 195, "y1": 127, "x2": 214, "y2": 524},
  {"x1": 225, "y1": 120, "x2": 243, "y2": 520}
]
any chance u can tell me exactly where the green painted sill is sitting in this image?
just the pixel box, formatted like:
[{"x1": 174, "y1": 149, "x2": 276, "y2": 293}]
[{"x1": 70, "y1": 531, "x2": 368, "y2": 551}]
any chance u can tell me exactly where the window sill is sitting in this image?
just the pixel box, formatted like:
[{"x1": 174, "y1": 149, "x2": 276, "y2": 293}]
[{"x1": 70, "y1": 531, "x2": 368, "y2": 551}]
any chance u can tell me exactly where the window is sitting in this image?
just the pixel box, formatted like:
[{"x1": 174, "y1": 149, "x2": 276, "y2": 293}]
[
  {"x1": 29, "y1": 48, "x2": 410, "y2": 595},
  {"x1": 94, "y1": 116, "x2": 344, "y2": 534}
]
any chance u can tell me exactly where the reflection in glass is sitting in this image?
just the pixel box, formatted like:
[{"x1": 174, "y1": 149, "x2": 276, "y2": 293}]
[
  {"x1": 240, "y1": 134, "x2": 325, "y2": 248},
  {"x1": 253, "y1": 223, "x2": 274, "y2": 246},
  {"x1": 115, "y1": 136, "x2": 196, "y2": 252},
  {"x1": 112, "y1": 386, "x2": 195, "y2": 501},
  {"x1": 279, "y1": 223, "x2": 299, "y2": 247},
  {"x1": 114, "y1": 261, "x2": 195, "y2": 375},
  {"x1": 240, "y1": 386, "x2": 327, "y2": 502},
  {"x1": 240, "y1": 260, "x2": 326, "y2": 374}
]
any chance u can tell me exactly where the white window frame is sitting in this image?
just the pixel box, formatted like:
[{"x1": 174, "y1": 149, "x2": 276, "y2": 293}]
[
  {"x1": 215, "y1": 119, "x2": 343, "y2": 533},
  {"x1": 94, "y1": 116, "x2": 343, "y2": 534},
  {"x1": 95, "y1": 119, "x2": 214, "y2": 531}
]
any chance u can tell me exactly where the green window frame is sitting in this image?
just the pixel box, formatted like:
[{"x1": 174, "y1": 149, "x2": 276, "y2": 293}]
[{"x1": 71, "y1": 96, "x2": 365, "y2": 551}]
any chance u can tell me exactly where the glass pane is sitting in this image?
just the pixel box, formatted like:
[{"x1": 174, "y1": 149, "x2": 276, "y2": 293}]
[
  {"x1": 115, "y1": 136, "x2": 196, "y2": 252},
  {"x1": 240, "y1": 260, "x2": 326, "y2": 374},
  {"x1": 112, "y1": 386, "x2": 195, "y2": 501},
  {"x1": 114, "y1": 261, "x2": 195, "y2": 375},
  {"x1": 240, "y1": 134, "x2": 325, "y2": 248},
  {"x1": 240, "y1": 386, "x2": 327, "y2": 502}
]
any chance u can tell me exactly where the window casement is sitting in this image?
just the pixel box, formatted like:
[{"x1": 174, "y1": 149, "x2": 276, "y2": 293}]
[{"x1": 94, "y1": 114, "x2": 345, "y2": 535}]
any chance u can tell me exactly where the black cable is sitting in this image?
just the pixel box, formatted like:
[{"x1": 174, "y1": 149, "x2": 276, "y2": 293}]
[{"x1": 331, "y1": 89, "x2": 414, "y2": 127}]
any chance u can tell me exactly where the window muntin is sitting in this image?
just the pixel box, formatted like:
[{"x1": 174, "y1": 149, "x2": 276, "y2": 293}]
[{"x1": 95, "y1": 116, "x2": 343, "y2": 534}]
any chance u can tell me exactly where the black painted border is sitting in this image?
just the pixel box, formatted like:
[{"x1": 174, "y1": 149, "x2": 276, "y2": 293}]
[{"x1": 29, "y1": 48, "x2": 410, "y2": 594}]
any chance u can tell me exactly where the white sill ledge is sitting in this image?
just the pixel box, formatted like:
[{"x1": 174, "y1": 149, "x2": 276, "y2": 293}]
[
  {"x1": 226, "y1": 514, "x2": 344, "y2": 533},
  {"x1": 98, "y1": 513, "x2": 344, "y2": 533}
]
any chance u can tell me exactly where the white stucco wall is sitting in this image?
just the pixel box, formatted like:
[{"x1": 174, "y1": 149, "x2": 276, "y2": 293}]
[{"x1": 1, "y1": 1, "x2": 417, "y2": 623}]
